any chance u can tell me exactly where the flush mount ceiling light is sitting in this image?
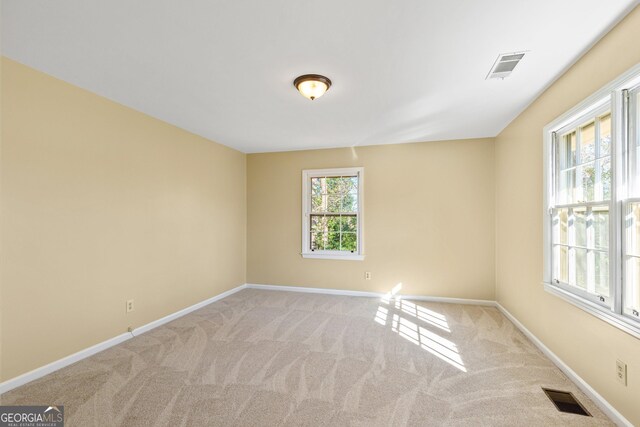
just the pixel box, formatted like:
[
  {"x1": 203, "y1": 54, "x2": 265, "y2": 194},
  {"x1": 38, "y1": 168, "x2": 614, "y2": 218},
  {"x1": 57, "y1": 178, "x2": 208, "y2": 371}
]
[{"x1": 294, "y1": 74, "x2": 332, "y2": 100}]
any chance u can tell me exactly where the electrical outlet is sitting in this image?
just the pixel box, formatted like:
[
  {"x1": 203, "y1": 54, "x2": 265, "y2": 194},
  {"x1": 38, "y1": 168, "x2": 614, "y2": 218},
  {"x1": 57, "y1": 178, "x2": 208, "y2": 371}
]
[
  {"x1": 365, "y1": 272, "x2": 372, "y2": 280},
  {"x1": 616, "y1": 360, "x2": 627, "y2": 386},
  {"x1": 126, "y1": 299, "x2": 135, "y2": 313}
]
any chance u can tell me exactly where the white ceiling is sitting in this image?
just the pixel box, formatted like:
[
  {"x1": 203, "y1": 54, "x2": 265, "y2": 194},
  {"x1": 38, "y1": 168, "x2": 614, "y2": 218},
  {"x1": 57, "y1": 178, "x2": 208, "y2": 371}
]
[{"x1": 2, "y1": 1, "x2": 638, "y2": 153}]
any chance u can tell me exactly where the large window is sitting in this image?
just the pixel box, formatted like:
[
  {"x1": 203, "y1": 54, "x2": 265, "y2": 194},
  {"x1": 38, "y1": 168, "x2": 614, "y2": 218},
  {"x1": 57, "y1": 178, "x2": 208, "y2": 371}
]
[
  {"x1": 544, "y1": 64, "x2": 640, "y2": 337},
  {"x1": 552, "y1": 110, "x2": 612, "y2": 304},
  {"x1": 301, "y1": 168, "x2": 363, "y2": 260}
]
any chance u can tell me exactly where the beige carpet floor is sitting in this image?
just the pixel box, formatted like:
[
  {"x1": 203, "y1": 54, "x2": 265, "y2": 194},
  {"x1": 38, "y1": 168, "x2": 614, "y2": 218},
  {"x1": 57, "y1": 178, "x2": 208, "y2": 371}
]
[{"x1": 1, "y1": 288, "x2": 613, "y2": 426}]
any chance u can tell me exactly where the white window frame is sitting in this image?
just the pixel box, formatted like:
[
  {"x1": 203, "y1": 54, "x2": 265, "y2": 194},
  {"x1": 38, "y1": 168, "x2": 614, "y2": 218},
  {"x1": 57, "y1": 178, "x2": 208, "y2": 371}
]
[
  {"x1": 543, "y1": 63, "x2": 640, "y2": 339},
  {"x1": 550, "y1": 106, "x2": 612, "y2": 306},
  {"x1": 301, "y1": 167, "x2": 364, "y2": 261}
]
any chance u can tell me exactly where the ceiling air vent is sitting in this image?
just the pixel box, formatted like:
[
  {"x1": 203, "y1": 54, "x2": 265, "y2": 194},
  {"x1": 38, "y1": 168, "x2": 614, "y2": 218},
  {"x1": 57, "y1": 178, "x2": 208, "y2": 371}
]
[{"x1": 486, "y1": 52, "x2": 526, "y2": 80}]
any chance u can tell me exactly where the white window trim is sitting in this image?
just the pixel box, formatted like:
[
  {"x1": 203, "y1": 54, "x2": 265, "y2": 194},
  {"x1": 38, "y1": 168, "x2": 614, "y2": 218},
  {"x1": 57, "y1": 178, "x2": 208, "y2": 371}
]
[
  {"x1": 543, "y1": 62, "x2": 640, "y2": 339},
  {"x1": 301, "y1": 167, "x2": 364, "y2": 261}
]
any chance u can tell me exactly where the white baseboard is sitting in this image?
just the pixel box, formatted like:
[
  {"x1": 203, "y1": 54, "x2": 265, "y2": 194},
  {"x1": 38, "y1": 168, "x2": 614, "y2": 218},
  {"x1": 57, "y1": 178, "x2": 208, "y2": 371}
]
[
  {"x1": 245, "y1": 283, "x2": 382, "y2": 298},
  {"x1": 0, "y1": 332, "x2": 132, "y2": 395},
  {"x1": 0, "y1": 283, "x2": 247, "y2": 395},
  {"x1": 495, "y1": 302, "x2": 632, "y2": 427},
  {"x1": 402, "y1": 294, "x2": 495, "y2": 306},
  {"x1": 132, "y1": 284, "x2": 247, "y2": 336},
  {"x1": 245, "y1": 283, "x2": 495, "y2": 306}
]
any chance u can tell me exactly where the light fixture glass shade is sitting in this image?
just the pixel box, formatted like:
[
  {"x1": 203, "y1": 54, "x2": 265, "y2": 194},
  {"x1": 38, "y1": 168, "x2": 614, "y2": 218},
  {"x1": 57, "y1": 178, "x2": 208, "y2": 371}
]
[{"x1": 294, "y1": 74, "x2": 332, "y2": 100}]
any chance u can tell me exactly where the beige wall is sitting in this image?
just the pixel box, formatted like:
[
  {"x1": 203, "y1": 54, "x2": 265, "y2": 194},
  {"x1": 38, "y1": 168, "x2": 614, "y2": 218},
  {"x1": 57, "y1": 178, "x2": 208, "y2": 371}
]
[
  {"x1": 247, "y1": 139, "x2": 495, "y2": 299},
  {"x1": 495, "y1": 6, "x2": 640, "y2": 425},
  {"x1": 0, "y1": 58, "x2": 246, "y2": 381}
]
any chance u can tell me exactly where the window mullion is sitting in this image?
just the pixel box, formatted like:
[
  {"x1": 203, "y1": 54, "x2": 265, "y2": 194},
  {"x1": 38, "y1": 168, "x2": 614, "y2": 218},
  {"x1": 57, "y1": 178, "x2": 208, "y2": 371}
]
[
  {"x1": 595, "y1": 118, "x2": 603, "y2": 201},
  {"x1": 568, "y1": 208, "x2": 576, "y2": 286},
  {"x1": 576, "y1": 130, "x2": 583, "y2": 202},
  {"x1": 552, "y1": 132, "x2": 559, "y2": 206},
  {"x1": 612, "y1": 89, "x2": 627, "y2": 314},
  {"x1": 587, "y1": 206, "x2": 596, "y2": 294}
]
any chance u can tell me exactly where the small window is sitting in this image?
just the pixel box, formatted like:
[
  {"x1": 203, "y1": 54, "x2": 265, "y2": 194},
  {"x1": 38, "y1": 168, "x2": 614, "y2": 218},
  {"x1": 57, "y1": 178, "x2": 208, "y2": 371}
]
[{"x1": 301, "y1": 168, "x2": 364, "y2": 260}]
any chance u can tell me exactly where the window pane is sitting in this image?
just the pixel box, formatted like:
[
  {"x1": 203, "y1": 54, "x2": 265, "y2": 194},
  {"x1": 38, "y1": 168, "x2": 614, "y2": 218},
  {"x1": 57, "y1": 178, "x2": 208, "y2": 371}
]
[
  {"x1": 626, "y1": 202, "x2": 640, "y2": 257},
  {"x1": 310, "y1": 219, "x2": 358, "y2": 252},
  {"x1": 573, "y1": 208, "x2": 587, "y2": 248},
  {"x1": 559, "y1": 169, "x2": 576, "y2": 204},
  {"x1": 326, "y1": 177, "x2": 341, "y2": 194},
  {"x1": 328, "y1": 216, "x2": 340, "y2": 232},
  {"x1": 578, "y1": 163, "x2": 595, "y2": 202},
  {"x1": 556, "y1": 115, "x2": 613, "y2": 204},
  {"x1": 325, "y1": 177, "x2": 357, "y2": 195},
  {"x1": 311, "y1": 215, "x2": 324, "y2": 232},
  {"x1": 326, "y1": 195, "x2": 341, "y2": 212},
  {"x1": 311, "y1": 182, "x2": 358, "y2": 213},
  {"x1": 553, "y1": 205, "x2": 610, "y2": 296},
  {"x1": 311, "y1": 177, "x2": 323, "y2": 195},
  {"x1": 595, "y1": 251, "x2": 609, "y2": 297},
  {"x1": 326, "y1": 232, "x2": 340, "y2": 250},
  {"x1": 311, "y1": 216, "x2": 340, "y2": 233},
  {"x1": 310, "y1": 232, "x2": 324, "y2": 250},
  {"x1": 552, "y1": 208, "x2": 569, "y2": 245},
  {"x1": 553, "y1": 245, "x2": 569, "y2": 283},
  {"x1": 574, "y1": 247, "x2": 587, "y2": 289},
  {"x1": 325, "y1": 177, "x2": 340, "y2": 194},
  {"x1": 341, "y1": 232, "x2": 357, "y2": 252},
  {"x1": 580, "y1": 122, "x2": 596, "y2": 163},
  {"x1": 340, "y1": 216, "x2": 357, "y2": 232},
  {"x1": 311, "y1": 176, "x2": 358, "y2": 196},
  {"x1": 341, "y1": 194, "x2": 358, "y2": 212},
  {"x1": 599, "y1": 157, "x2": 611, "y2": 201},
  {"x1": 348, "y1": 176, "x2": 358, "y2": 192},
  {"x1": 599, "y1": 114, "x2": 611, "y2": 156},
  {"x1": 311, "y1": 215, "x2": 323, "y2": 231},
  {"x1": 311, "y1": 194, "x2": 325, "y2": 211},
  {"x1": 625, "y1": 256, "x2": 640, "y2": 316},
  {"x1": 593, "y1": 206, "x2": 609, "y2": 250},
  {"x1": 560, "y1": 131, "x2": 577, "y2": 169},
  {"x1": 335, "y1": 176, "x2": 356, "y2": 194}
]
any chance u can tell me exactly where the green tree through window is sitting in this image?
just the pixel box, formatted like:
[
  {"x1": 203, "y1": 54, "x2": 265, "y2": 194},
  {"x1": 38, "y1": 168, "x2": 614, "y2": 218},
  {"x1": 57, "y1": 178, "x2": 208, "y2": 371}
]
[{"x1": 310, "y1": 176, "x2": 358, "y2": 252}]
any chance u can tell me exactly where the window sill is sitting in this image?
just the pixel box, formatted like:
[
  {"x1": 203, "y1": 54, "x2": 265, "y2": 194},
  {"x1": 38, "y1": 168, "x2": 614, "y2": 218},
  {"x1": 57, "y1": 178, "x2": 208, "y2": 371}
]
[
  {"x1": 301, "y1": 253, "x2": 364, "y2": 261},
  {"x1": 543, "y1": 282, "x2": 640, "y2": 339}
]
